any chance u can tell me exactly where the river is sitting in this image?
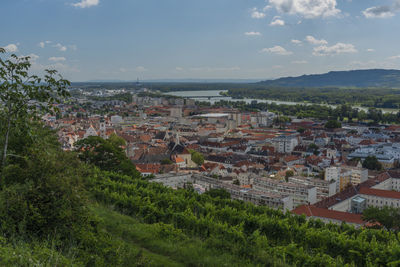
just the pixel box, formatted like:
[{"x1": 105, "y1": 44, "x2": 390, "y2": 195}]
[{"x1": 164, "y1": 90, "x2": 397, "y2": 114}]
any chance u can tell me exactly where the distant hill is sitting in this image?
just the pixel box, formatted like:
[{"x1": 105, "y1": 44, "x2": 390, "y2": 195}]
[{"x1": 258, "y1": 69, "x2": 400, "y2": 88}]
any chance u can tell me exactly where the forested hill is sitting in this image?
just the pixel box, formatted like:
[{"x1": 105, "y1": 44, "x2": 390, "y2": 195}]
[{"x1": 258, "y1": 69, "x2": 400, "y2": 88}]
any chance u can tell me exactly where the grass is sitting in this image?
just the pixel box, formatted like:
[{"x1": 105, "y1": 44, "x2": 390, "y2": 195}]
[{"x1": 92, "y1": 204, "x2": 252, "y2": 267}]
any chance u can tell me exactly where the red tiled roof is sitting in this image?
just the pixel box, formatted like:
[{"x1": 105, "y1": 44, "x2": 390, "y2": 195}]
[
  {"x1": 293, "y1": 205, "x2": 365, "y2": 225},
  {"x1": 359, "y1": 187, "x2": 400, "y2": 200}
]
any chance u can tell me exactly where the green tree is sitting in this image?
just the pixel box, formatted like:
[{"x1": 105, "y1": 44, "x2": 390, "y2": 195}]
[
  {"x1": 285, "y1": 170, "x2": 294, "y2": 181},
  {"x1": 362, "y1": 156, "x2": 383, "y2": 171},
  {"x1": 362, "y1": 206, "x2": 400, "y2": 231},
  {"x1": 191, "y1": 151, "x2": 204, "y2": 166},
  {"x1": 325, "y1": 120, "x2": 342, "y2": 129},
  {"x1": 161, "y1": 158, "x2": 173, "y2": 165},
  {"x1": 75, "y1": 136, "x2": 140, "y2": 178},
  {"x1": 0, "y1": 49, "x2": 69, "y2": 170}
]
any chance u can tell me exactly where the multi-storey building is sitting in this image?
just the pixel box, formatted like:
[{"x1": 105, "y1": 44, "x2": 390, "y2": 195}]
[{"x1": 253, "y1": 177, "x2": 317, "y2": 207}]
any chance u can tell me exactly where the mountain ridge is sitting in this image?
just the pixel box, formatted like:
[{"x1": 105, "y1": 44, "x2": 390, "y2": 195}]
[{"x1": 258, "y1": 69, "x2": 400, "y2": 88}]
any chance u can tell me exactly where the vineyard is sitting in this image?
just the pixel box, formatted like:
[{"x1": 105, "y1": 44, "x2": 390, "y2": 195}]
[{"x1": 88, "y1": 170, "x2": 400, "y2": 266}]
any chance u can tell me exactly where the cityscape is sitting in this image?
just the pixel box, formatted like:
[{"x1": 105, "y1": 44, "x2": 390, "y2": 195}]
[{"x1": 2, "y1": 0, "x2": 400, "y2": 266}]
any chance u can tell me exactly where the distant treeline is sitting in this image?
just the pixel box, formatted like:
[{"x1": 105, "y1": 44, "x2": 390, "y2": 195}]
[
  {"x1": 73, "y1": 82, "x2": 400, "y2": 109},
  {"x1": 200, "y1": 100, "x2": 400, "y2": 124},
  {"x1": 226, "y1": 87, "x2": 400, "y2": 109}
]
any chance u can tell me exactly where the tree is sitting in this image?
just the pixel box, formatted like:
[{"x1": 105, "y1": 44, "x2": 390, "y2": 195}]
[
  {"x1": 0, "y1": 49, "x2": 69, "y2": 171},
  {"x1": 362, "y1": 156, "x2": 383, "y2": 171},
  {"x1": 285, "y1": 170, "x2": 294, "y2": 181},
  {"x1": 161, "y1": 158, "x2": 173, "y2": 165},
  {"x1": 325, "y1": 120, "x2": 342, "y2": 129},
  {"x1": 233, "y1": 179, "x2": 240, "y2": 186},
  {"x1": 190, "y1": 151, "x2": 204, "y2": 166},
  {"x1": 362, "y1": 206, "x2": 400, "y2": 231},
  {"x1": 75, "y1": 136, "x2": 140, "y2": 178}
]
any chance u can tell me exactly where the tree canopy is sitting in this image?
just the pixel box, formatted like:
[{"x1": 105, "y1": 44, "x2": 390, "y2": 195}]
[
  {"x1": 362, "y1": 156, "x2": 383, "y2": 171},
  {"x1": 75, "y1": 135, "x2": 141, "y2": 178}
]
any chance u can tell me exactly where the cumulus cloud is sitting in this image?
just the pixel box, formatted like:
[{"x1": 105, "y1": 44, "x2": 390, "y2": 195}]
[
  {"x1": 362, "y1": 1, "x2": 400, "y2": 19},
  {"x1": 2, "y1": 44, "x2": 18, "y2": 52},
  {"x1": 313, "y1": 43, "x2": 357, "y2": 56},
  {"x1": 261, "y1": 46, "x2": 293, "y2": 55},
  {"x1": 72, "y1": 0, "x2": 99, "y2": 8},
  {"x1": 305, "y1": 35, "x2": 328, "y2": 45},
  {"x1": 49, "y1": 57, "x2": 66, "y2": 62},
  {"x1": 270, "y1": 16, "x2": 285, "y2": 26},
  {"x1": 245, "y1": 31, "x2": 261, "y2": 36},
  {"x1": 54, "y1": 43, "x2": 67, "y2": 52},
  {"x1": 366, "y1": 48, "x2": 375, "y2": 52},
  {"x1": 38, "y1": 42, "x2": 45, "y2": 48},
  {"x1": 268, "y1": 0, "x2": 340, "y2": 18},
  {"x1": 251, "y1": 8, "x2": 266, "y2": 19},
  {"x1": 291, "y1": 39, "x2": 302, "y2": 45}
]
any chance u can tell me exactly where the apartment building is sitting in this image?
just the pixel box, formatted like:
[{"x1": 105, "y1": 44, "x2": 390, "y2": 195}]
[{"x1": 253, "y1": 177, "x2": 317, "y2": 207}]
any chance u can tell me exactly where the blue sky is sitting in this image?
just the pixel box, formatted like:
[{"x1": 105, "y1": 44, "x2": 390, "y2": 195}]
[{"x1": 1, "y1": 0, "x2": 400, "y2": 81}]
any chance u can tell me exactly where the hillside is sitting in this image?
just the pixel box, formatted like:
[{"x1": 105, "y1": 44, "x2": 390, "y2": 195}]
[{"x1": 258, "y1": 69, "x2": 400, "y2": 88}]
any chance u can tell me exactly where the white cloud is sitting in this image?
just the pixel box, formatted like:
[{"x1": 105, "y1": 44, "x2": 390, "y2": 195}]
[
  {"x1": 270, "y1": 16, "x2": 285, "y2": 26},
  {"x1": 388, "y1": 55, "x2": 400, "y2": 60},
  {"x1": 54, "y1": 43, "x2": 67, "y2": 52},
  {"x1": 2, "y1": 44, "x2": 18, "y2": 53},
  {"x1": 269, "y1": 0, "x2": 340, "y2": 18},
  {"x1": 305, "y1": 35, "x2": 328, "y2": 45},
  {"x1": 72, "y1": 0, "x2": 99, "y2": 8},
  {"x1": 251, "y1": 8, "x2": 266, "y2": 19},
  {"x1": 291, "y1": 60, "x2": 308, "y2": 64},
  {"x1": 263, "y1": 5, "x2": 272, "y2": 11},
  {"x1": 25, "y1": 54, "x2": 40, "y2": 61},
  {"x1": 245, "y1": 31, "x2": 261, "y2": 36},
  {"x1": 49, "y1": 57, "x2": 66, "y2": 62},
  {"x1": 362, "y1": 1, "x2": 400, "y2": 19},
  {"x1": 313, "y1": 43, "x2": 357, "y2": 56},
  {"x1": 38, "y1": 42, "x2": 45, "y2": 48},
  {"x1": 69, "y1": 44, "x2": 78, "y2": 51},
  {"x1": 366, "y1": 48, "x2": 375, "y2": 52},
  {"x1": 261, "y1": 46, "x2": 293, "y2": 55},
  {"x1": 135, "y1": 66, "x2": 148, "y2": 72},
  {"x1": 291, "y1": 39, "x2": 302, "y2": 45},
  {"x1": 175, "y1": 67, "x2": 184, "y2": 71}
]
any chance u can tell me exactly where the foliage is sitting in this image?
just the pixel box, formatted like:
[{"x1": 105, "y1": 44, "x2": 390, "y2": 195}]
[
  {"x1": 75, "y1": 136, "x2": 141, "y2": 178},
  {"x1": 161, "y1": 158, "x2": 173, "y2": 165},
  {"x1": 202, "y1": 101, "x2": 400, "y2": 124},
  {"x1": 190, "y1": 150, "x2": 204, "y2": 166},
  {"x1": 325, "y1": 120, "x2": 342, "y2": 129},
  {"x1": 285, "y1": 170, "x2": 294, "y2": 181},
  {"x1": 362, "y1": 156, "x2": 383, "y2": 171},
  {"x1": 0, "y1": 50, "x2": 70, "y2": 170},
  {"x1": 362, "y1": 206, "x2": 400, "y2": 231},
  {"x1": 88, "y1": 169, "x2": 400, "y2": 266}
]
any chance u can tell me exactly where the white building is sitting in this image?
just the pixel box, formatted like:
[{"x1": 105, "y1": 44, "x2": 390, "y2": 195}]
[{"x1": 272, "y1": 135, "x2": 298, "y2": 153}]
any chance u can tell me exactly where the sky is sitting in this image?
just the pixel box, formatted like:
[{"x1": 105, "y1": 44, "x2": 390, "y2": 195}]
[{"x1": 1, "y1": 0, "x2": 400, "y2": 81}]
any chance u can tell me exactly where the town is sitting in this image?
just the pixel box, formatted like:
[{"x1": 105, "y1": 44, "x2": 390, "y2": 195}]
[{"x1": 45, "y1": 85, "x2": 400, "y2": 228}]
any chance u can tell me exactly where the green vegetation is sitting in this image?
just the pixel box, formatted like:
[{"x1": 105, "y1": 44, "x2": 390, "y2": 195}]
[
  {"x1": 362, "y1": 206, "x2": 400, "y2": 232},
  {"x1": 200, "y1": 100, "x2": 400, "y2": 124},
  {"x1": 325, "y1": 120, "x2": 342, "y2": 129},
  {"x1": 362, "y1": 156, "x2": 383, "y2": 171},
  {"x1": 190, "y1": 150, "x2": 204, "y2": 166},
  {"x1": 75, "y1": 134, "x2": 140, "y2": 177},
  {"x1": 226, "y1": 86, "x2": 400, "y2": 109},
  {"x1": 2, "y1": 51, "x2": 400, "y2": 266}
]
